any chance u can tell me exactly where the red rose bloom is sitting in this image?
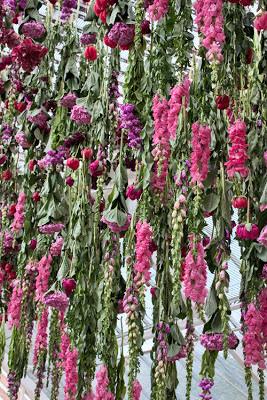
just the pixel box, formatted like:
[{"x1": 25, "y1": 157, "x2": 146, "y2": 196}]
[
  {"x1": 2, "y1": 170, "x2": 12, "y2": 181},
  {"x1": 28, "y1": 159, "x2": 37, "y2": 172},
  {"x1": 246, "y1": 48, "x2": 253, "y2": 64},
  {"x1": 216, "y1": 95, "x2": 230, "y2": 110},
  {"x1": 84, "y1": 46, "x2": 98, "y2": 61},
  {"x1": 103, "y1": 35, "x2": 117, "y2": 48},
  {"x1": 12, "y1": 38, "x2": 48, "y2": 72},
  {"x1": 14, "y1": 101, "x2": 27, "y2": 113},
  {"x1": 232, "y1": 196, "x2": 248, "y2": 209},
  {"x1": 66, "y1": 157, "x2": 80, "y2": 171}
]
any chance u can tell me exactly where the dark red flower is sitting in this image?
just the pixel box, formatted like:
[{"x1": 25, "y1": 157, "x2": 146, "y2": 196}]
[
  {"x1": 216, "y1": 95, "x2": 230, "y2": 110},
  {"x1": 141, "y1": 20, "x2": 151, "y2": 35},
  {"x1": 12, "y1": 38, "x2": 48, "y2": 72},
  {"x1": 66, "y1": 176, "x2": 74, "y2": 186},
  {"x1": 29, "y1": 239, "x2": 37, "y2": 250},
  {"x1": 84, "y1": 46, "x2": 98, "y2": 61},
  {"x1": 8, "y1": 204, "x2": 16, "y2": 217},
  {"x1": 32, "y1": 192, "x2": 41, "y2": 202},
  {"x1": 103, "y1": 35, "x2": 117, "y2": 48},
  {"x1": 246, "y1": 48, "x2": 253, "y2": 64},
  {"x1": 66, "y1": 157, "x2": 80, "y2": 171},
  {"x1": 28, "y1": 159, "x2": 37, "y2": 172},
  {"x1": 232, "y1": 196, "x2": 248, "y2": 209},
  {"x1": 14, "y1": 101, "x2": 27, "y2": 113},
  {"x1": 62, "y1": 278, "x2": 76, "y2": 296},
  {"x1": 2, "y1": 170, "x2": 12, "y2": 181}
]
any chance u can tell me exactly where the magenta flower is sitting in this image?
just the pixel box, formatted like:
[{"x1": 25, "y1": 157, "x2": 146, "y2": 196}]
[
  {"x1": 71, "y1": 105, "x2": 91, "y2": 125},
  {"x1": 43, "y1": 291, "x2": 69, "y2": 313},
  {"x1": 190, "y1": 122, "x2": 211, "y2": 186},
  {"x1": 225, "y1": 120, "x2": 249, "y2": 179},
  {"x1": 258, "y1": 226, "x2": 267, "y2": 247},
  {"x1": 133, "y1": 220, "x2": 153, "y2": 284},
  {"x1": 33, "y1": 308, "x2": 49, "y2": 366},
  {"x1": 148, "y1": 0, "x2": 169, "y2": 21}
]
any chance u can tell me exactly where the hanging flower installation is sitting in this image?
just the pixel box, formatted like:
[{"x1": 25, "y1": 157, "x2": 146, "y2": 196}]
[{"x1": 0, "y1": 0, "x2": 266, "y2": 399}]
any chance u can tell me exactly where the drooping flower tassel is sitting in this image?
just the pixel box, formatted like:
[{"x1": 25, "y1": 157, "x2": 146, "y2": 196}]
[
  {"x1": 225, "y1": 120, "x2": 249, "y2": 179},
  {"x1": 11, "y1": 192, "x2": 26, "y2": 233},
  {"x1": 190, "y1": 122, "x2": 211, "y2": 187}
]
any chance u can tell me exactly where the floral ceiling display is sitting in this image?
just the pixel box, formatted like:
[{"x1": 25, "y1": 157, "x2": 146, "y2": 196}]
[{"x1": 0, "y1": 0, "x2": 266, "y2": 399}]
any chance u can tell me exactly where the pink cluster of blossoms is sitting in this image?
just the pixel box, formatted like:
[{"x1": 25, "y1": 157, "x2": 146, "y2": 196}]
[
  {"x1": 151, "y1": 95, "x2": 170, "y2": 192},
  {"x1": 258, "y1": 288, "x2": 267, "y2": 346},
  {"x1": 258, "y1": 225, "x2": 267, "y2": 247},
  {"x1": 43, "y1": 291, "x2": 69, "y2": 313},
  {"x1": 35, "y1": 254, "x2": 52, "y2": 302},
  {"x1": 243, "y1": 303, "x2": 265, "y2": 369},
  {"x1": 133, "y1": 220, "x2": 153, "y2": 284},
  {"x1": 183, "y1": 235, "x2": 208, "y2": 304},
  {"x1": 93, "y1": 365, "x2": 115, "y2": 400},
  {"x1": 194, "y1": 0, "x2": 225, "y2": 63},
  {"x1": 11, "y1": 192, "x2": 26, "y2": 233},
  {"x1": 33, "y1": 307, "x2": 49, "y2": 366},
  {"x1": 190, "y1": 122, "x2": 211, "y2": 186},
  {"x1": 225, "y1": 120, "x2": 249, "y2": 179},
  {"x1": 64, "y1": 345, "x2": 79, "y2": 400},
  {"x1": 167, "y1": 78, "x2": 191, "y2": 140},
  {"x1": 7, "y1": 280, "x2": 23, "y2": 329},
  {"x1": 50, "y1": 236, "x2": 64, "y2": 257},
  {"x1": 148, "y1": 0, "x2": 169, "y2": 21},
  {"x1": 132, "y1": 380, "x2": 142, "y2": 400}
]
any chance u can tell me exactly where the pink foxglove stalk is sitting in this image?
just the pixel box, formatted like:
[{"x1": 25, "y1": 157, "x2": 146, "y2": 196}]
[
  {"x1": 243, "y1": 303, "x2": 265, "y2": 369},
  {"x1": 94, "y1": 365, "x2": 115, "y2": 400},
  {"x1": 11, "y1": 192, "x2": 26, "y2": 233},
  {"x1": 258, "y1": 288, "x2": 267, "y2": 345},
  {"x1": 132, "y1": 380, "x2": 142, "y2": 400},
  {"x1": 148, "y1": 0, "x2": 169, "y2": 21},
  {"x1": 151, "y1": 95, "x2": 171, "y2": 192},
  {"x1": 190, "y1": 122, "x2": 211, "y2": 186},
  {"x1": 225, "y1": 120, "x2": 249, "y2": 179},
  {"x1": 33, "y1": 307, "x2": 49, "y2": 366},
  {"x1": 194, "y1": 0, "x2": 225, "y2": 63},
  {"x1": 183, "y1": 236, "x2": 208, "y2": 304},
  {"x1": 168, "y1": 78, "x2": 191, "y2": 140},
  {"x1": 35, "y1": 254, "x2": 52, "y2": 302},
  {"x1": 8, "y1": 281, "x2": 23, "y2": 329},
  {"x1": 133, "y1": 220, "x2": 153, "y2": 284},
  {"x1": 64, "y1": 345, "x2": 79, "y2": 400}
]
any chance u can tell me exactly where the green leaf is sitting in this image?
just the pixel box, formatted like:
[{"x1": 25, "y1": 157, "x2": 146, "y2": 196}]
[
  {"x1": 203, "y1": 193, "x2": 220, "y2": 212},
  {"x1": 255, "y1": 244, "x2": 267, "y2": 262},
  {"x1": 102, "y1": 207, "x2": 127, "y2": 227},
  {"x1": 167, "y1": 343, "x2": 181, "y2": 358},
  {"x1": 205, "y1": 283, "x2": 218, "y2": 318}
]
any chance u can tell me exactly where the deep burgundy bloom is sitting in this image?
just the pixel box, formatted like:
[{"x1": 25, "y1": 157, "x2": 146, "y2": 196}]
[
  {"x1": 12, "y1": 39, "x2": 48, "y2": 72},
  {"x1": 216, "y1": 95, "x2": 230, "y2": 110}
]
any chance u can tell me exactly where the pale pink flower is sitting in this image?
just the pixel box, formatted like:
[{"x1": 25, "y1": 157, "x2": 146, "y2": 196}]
[
  {"x1": 35, "y1": 254, "x2": 52, "y2": 302},
  {"x1": 258, "y1": 225, "x2": 267, "y2": 247},
  {"x1": 225, "y1": 120, "x2": 249, "y2": 179},
  {"x1": 148, "y1": 0, "x2": 169, "y2": 21},
  {"x1": 33, "y1": 308, "x2": 49, "y2": 366},
  {"x1": 11, "y1": 192, "x2": 26, "y2": 233},
  {"x1": 7, "y1": 280, "x2": 23, "y2": 329}
]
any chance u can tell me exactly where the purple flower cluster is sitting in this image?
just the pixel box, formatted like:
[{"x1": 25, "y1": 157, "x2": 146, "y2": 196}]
[
  {"x1": 60, "y1": 93, "x2": 77, "y2": 109},
  {"x1": 200, "y1": 332, "x2": 239, "y2": 351},
  {"x1": 1, "y1": 124, "x2": 13, "y2": 141},
  {"x1": 64, "y1": 131, "x2": 85, "y2": 148},
  {"x1": 61, "y1": 0, "x2": 78, "y2": 21},
  {"x1": 15, "y1": 131, "x2": 30, "y2": 148},
  {"x1": 71, "y1": 105, "x2": 91, "y2": 125},
  {"x1": 38, "y1": 147, "x2": 67, "y2": 168},
  {"x1": 43, "y1": 291, "x2": 69, "y2": 313},
  {"x1": 109, "y1": 71, "x2": 120, "y2": 101},
  {"x1": 120, "y1": 104, "x2": 143, "y2": 148},
  {"x1": 80, "y1": 33, "x2": 96, "y2": 45},
  {"x1": 21, "y1": 21, "x2": 46, "y2": 39},
  {"x1": 108, "y1": 23, "x2": 135, "y2": 49},
  {"x1": 199, "y1": 378, "x2": 214, "y2": 400},
  {"x1": 28, "y1": 111, "x2": 48, "y2": 131},
  {"x1": 7, "y1": 370, "x2": 20, "y2": 400},
  {"x1": 39, "y1": 223, "x2": 65, "y2": 234},
  {"x1": 156, "y1": 322, "x2": 170, "y2": 362}
]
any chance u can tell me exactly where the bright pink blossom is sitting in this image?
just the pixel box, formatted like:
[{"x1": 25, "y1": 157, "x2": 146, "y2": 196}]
[
  {"x1": 33, "y1": 308, "x2": 49, "y2": 366},
  {"x1": 43, "y1": 292, "x2": 69, "y2": 313},
  {"x1": 194, "y1": 0, "x2": 225, "y2": 63},
  {"x1": 254, "y1": 12, "x2": 267, "y2": 31},
  {"x1": 11, "y1": 192, "x2": 26, "y2": 233},
  {"x1": 35, "y1": 254, "x2": 52, "y2": 302},
  {"x1": 95, "y1": 365, "x2": 115, "y2": 400},
  {"x1": 148, "y1": 0, "x2": 169, "y2": 21},
  {"x1": 151, "y1": 95, "x2": 171, "y2": 192},
  {"x1": 243, "y1": 304, "x2": 265, "y2": 369},
  {"x1": 258, "y1": 288, "x2": 267, "y2": 345},
  {"x1": 126, "y1": 185, "x2": 143, "y2": 200},
  {"x1": 190, "y1": 122, "x2": 211, "y2": 186},
  {"x1": 236, "y1": 223, "x2": 259, "y2": 240},
  {"x1": 132, "y1": 380, "x2": 142, "y2": 400},
  {"x1": 258, "y1": 225, "x2": 267, "y2": 247},
  {"x1": 225, "y1": 120, "x2": 249, "y2": 179},
  {"x1": 7, "y1": 281, "x2": 23, "y2": 329},
  {"x1": 168, "y1": 78, "x2": 191, "y2": 140},
  {"x1": 50, "y1": 236, "x2": 64, "y2": 257},
  {"x1": 183, "y1": 236, "x2": 208, "y2": 304},
  {"x1": 134, "y1": 220, "x2": 153, "y2": 284},
  {"x1": 64, "y1": 345, "x2": 79, "y2": 400}
]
